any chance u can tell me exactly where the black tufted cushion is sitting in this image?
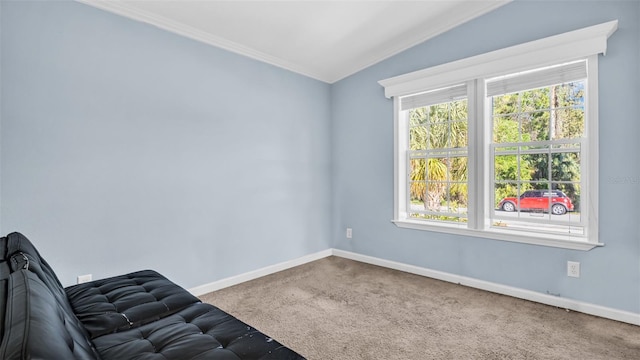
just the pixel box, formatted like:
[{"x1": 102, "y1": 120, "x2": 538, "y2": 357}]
[
  {"x1": 0, "y1": 233, "x2": 99, "y2": 359},
  {"x1": 65, "y1": 270, "x2": 201, "y2": 338},
  {"x1": 0, "y1": 270, "x2": 101, "y2": 360},
  {"x1": 1, "y1": 233, "x2": 306, "y2": 360},
  {"x1": 92, "y1": 302, "x2": 304, "y2": 360}
]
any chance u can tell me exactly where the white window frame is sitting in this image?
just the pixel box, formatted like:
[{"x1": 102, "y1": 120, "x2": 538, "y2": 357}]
[{"x1": 379, "y1": 20, "x2": 618, "y2": 251}]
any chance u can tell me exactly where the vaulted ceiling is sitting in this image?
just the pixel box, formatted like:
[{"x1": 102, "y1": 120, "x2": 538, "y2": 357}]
[{"x1": 79, "y1": 1, "x2": 511, "y2": 83}]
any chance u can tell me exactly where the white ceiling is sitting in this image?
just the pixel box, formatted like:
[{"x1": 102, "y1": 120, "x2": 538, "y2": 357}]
[{"x1": 79, "y1": 0, "x2": 511, "y2": 83}]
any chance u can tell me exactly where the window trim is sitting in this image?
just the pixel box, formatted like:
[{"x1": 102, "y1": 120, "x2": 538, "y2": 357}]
[
  {"x1": 381, "y1": 21, "x2": 618, "y2": 251},
  {"x1": 379, "y1": 21, "x2": 617, "y2": 99}
]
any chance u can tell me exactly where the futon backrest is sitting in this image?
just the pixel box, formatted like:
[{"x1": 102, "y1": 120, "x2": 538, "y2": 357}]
[
  {"x1": 0, "y1": 270, "x2": 101, "y2": 359},
  {"x1": 3, "y1": 232, "x2": 64, "y2": 291},
  {"x1": 0, "y1": 233, "x2": 101, "y2": 359}
]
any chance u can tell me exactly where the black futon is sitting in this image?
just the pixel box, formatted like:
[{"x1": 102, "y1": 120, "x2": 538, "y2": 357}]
[{"x1": 0, "y1": 232, "x2": 305, "y2": 359}]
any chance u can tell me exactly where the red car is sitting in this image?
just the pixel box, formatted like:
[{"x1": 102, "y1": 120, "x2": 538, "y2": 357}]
[{"x1": 498, "y1": 190, "x2": 574, "y2": 215}]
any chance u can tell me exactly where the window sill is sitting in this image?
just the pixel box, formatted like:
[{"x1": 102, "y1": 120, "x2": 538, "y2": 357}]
[{"x1": 392, "y1": 219, "x2": 603, "y2": 251}]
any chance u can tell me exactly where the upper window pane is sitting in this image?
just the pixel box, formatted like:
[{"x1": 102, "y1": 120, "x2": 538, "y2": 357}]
[
  {"x1": 409, "y1": 100, "x2": 468, "y2": 150},
  {"x1": 491, "y1": 81, "x2": 585, "y2": 144}
]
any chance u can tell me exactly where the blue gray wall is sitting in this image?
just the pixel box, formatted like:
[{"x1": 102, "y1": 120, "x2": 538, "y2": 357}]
[
  {"x1": 0, "y1": 1, "x2": 331, "y2": 288},
  {"x1": 331, "y1": 0, "x2": 640, "y2": 314},
  {"x1": 1, "y1": 0, "x2": 638, "y2": 316}
]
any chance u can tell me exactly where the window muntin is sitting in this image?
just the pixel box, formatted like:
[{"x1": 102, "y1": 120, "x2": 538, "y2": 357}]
[
  {"x1": 489, "y1": 65, "x2": 586, "y2": 237},
  {"x1": 407, "y1": 97, "x2": 469, "y2": 223},
  {"x1": 380, "y1": 21, "x2": 617, "y2": 249},
  {"x1": 394, "y1": 60, "x2": 594, "y2": 244}
]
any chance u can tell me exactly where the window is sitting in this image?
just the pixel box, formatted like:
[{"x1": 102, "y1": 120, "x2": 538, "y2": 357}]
[
  {"x1": 379, "y1": 21, "x2": 618, "y2": 250},
  {"x1": 489, "y1": 61, "x2": 585, "y2": 237},
  {"x1": 405, "y1": 85, "x2": 468, "y2": 224}
]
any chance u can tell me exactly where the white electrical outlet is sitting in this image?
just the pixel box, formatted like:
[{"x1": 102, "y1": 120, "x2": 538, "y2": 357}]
[
  {"x1": 77, "y1": 274, "x2": 92, "y2": 284},
  {"x1": 567, "y1": 261, "x2": 580, "y2": 278},
  {"x1": 346, "y1": 228, "x2": 352, "y2": 239}
]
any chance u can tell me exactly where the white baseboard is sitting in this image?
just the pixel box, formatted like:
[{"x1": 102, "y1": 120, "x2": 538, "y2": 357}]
[
  {"x1": 188, "y1": 249, "x2": 333, "y2": 296},
  {"x1": 332, "y1": 249, "x2": 640, "y2": 327},
  {"x1": 190, "y1": 247, "x2": 640, "y2": 326}
]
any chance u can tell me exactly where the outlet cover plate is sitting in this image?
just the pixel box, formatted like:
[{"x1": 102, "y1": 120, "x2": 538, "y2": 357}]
[
  {"x1": 77, "y1": 274, "x2": 92, "y2": 284},
  {"x1": 567, "y1": 261, "x2": 580, "y2": 278}
]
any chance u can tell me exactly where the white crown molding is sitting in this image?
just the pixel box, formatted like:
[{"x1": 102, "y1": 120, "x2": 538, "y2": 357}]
[
  {"x1": 76, "y1": 0, "x2": 330, "y2": 82},
  {"x1": 329, "y1": 0, "x2": 512, "y2": 83},
  {"x1": 77, "y1": 0, "x2": 511, "y2": 84},
  {"x1": 379, "y1": 20, "x2": 619, "y2": 98}
]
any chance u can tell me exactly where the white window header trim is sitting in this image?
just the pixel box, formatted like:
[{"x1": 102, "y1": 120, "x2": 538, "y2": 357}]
[{"x1": 379, "y1": 20, "x2": 618, "y2": 99}]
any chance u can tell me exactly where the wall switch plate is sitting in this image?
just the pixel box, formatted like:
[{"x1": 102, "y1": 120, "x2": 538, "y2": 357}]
[
  {"x1": 346, "y1": 228, "x2": 352, "y2": 239},
  {"x1": 77, "y1": 274, "x2": 92, "y2": 284},
  {"x1": 567, "y1": 261, "x2": 580, "y2": 278}
]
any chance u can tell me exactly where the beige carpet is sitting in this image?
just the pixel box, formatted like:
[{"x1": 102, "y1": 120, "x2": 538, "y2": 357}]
[{"x1": 199, "y1": 256, "x2": 640, "y2": 359}]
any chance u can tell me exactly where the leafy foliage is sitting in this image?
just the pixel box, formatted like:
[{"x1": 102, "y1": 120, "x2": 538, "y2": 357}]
[
  {"x1": 409, "y1": 100, "x2": 468, "y2": 215},
  {"x1": 407, "y1": 80, "x2": 585, "y2": 218},
  {"x1": 491, "y1": 82, "x2": 584, "y2": 209}
]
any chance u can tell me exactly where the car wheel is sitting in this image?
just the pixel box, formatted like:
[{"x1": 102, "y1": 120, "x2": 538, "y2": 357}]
[
  {"x1": 551, "y1": 204, "x2": 567, "y2": 215},
  {"x1": 501, "y1": 202, "x2": 516, "y2": 212}
]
